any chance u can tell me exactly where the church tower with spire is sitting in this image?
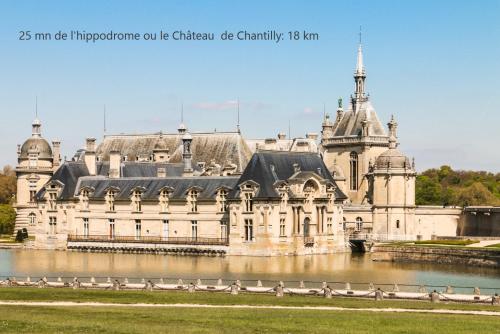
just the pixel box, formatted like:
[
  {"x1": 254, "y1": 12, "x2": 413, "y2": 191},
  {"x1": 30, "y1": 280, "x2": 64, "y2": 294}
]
[{"x1": 321, "y1": 40, "x2": 392, "y2": 205}]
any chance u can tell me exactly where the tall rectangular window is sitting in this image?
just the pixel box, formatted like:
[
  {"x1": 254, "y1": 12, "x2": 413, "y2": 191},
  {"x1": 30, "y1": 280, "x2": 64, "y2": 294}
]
[
  {"x1": 220, "y1": 220, "x2": 228, "y2": 239},
  {"x1": 244, "y1": 219, "x2": 253, "y2": 242},
  {"x1": 135, "y1": 220, "x2": 141, "y2": 240},
  {"x1": 109, "y1": 219, "x2": 115, "y2": 239},
  {"x1": 327, "y1": 218, "x2": 333, "y2": 235},
  {"x1": 191, "y1": 220, "x2": 198, "y2": 239},
  {"x1": 49, "y1": 217, "x2": 57, "y2": 235},
  {"x1": 83, "y1": 218, "x2": 89, "y2": 237},
  {"x1": 350, "y1": 152, "x2": 358, "y2": 191},
  {"x1": 162, "y1": 220, "x2": 169, "y2": 239},
  {"x1": 279, "y1": 218, "x2": 286, "y2": 237}
]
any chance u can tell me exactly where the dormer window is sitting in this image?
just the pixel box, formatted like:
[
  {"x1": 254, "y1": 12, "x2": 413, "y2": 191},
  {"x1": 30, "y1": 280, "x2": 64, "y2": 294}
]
[
  {"x1": 239, "y1": 181, "x2": 257, "y2": 213},
  {"x1": 106, "y1": 190, "x2": 116, "y2": 212},
  {"x1": 187, "y1": 189, "x2": 199, "y2": 212},
  {"x1": 48, "y1": 192, "x2": 57, "y2": 211},
  {"x1": 131, "y1": 190, "x2": 143, "y2": 212},
  {"x1": 80, "y1": 189, "x2": 90, "y2": 210},
  {"x1": 279, "y1": 190, "x2": 288, "y2": 212},
  {"x1": 218, "y1": 189, "x2": 228, "y2": 212},
  {"x1": 244, "y1": 192, "x2": 253, "y2": 212},
  {"x1": 159, "y1": 188, "x2": 171, "y2": 212}
]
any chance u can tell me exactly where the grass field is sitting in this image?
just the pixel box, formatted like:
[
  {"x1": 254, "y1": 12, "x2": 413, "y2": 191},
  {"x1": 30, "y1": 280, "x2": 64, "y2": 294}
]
[
  {"x1": 0, "y1": 287, "x2": 500, "y2": 311},
  {"x1": 487, "y1": 243, "x2": 500, "y2": 248},
  {"x1": 413, "y1": 239, "x2": 478, "y2": 246},
  {"x1": 0, "y1": 304, "x2": 499, "y2": 334},
  {"x1": 0, "y1": 288, "x2": 499, "y2": 333}
]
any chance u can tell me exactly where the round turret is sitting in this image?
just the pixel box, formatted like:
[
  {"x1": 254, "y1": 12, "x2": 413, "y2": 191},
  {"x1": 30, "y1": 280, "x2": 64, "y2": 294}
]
[{"x1": 19, "y1": 118, "x2": 53, "y2": 160}]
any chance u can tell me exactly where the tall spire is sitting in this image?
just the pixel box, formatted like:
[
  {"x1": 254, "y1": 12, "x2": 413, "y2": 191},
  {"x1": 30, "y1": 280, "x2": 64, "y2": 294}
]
[
  {"x1": 353, "y1": 27, "x2": 367, "y2": 106},
  {"x1": 32, "y1": 96, "x2": 41, "y2": 137}
]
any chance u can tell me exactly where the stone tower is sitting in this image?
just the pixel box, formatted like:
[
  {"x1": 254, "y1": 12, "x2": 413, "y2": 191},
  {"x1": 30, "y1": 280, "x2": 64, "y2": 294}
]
[
  {"x1": 370, "y1": 116, "x2": 416, "y2": 237},
  {"x1": 14, "y1": 118, "x2": 57, "y2": 234},
  {"x1": 321, "y1": 43, "x2": 391, "y2": 204}
]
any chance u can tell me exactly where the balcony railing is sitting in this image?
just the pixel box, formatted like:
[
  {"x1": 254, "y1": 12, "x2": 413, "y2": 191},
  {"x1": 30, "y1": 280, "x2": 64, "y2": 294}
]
[
  {"x1": 304, "y1": 237, "x2": 315, "y2": 246},
  {"x1": 67, "y1": 234, "x2": 229, "y2": 246}
]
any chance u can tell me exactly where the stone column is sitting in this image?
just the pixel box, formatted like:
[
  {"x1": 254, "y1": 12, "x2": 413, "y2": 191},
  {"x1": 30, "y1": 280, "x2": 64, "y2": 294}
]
[{"x1": 297, "y1": 207, "x2": 301, "y2": 235}]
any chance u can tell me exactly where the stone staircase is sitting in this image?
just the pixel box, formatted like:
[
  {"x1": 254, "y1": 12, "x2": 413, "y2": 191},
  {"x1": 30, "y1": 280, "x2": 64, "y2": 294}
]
[{"x1": 12, "y1": 206, "x2": 35, "y2": 237}]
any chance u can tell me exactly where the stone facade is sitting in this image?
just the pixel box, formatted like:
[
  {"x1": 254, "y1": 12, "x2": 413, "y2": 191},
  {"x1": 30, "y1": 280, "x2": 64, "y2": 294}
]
[{"x1": 15, "y1": 43, "x2": 479, "y2": 254}]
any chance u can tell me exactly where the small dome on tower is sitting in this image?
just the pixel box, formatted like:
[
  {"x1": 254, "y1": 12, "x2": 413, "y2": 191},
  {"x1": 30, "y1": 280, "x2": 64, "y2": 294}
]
[
  {"x1": 375, "y1": 148, "x2": 411, "y2": 169},
  {"x1": 19, "y1": 118, "x2": 52, "y2": 160},
  {"x1": 182, "y1": 132, "x2": 192, "y2": 141}
]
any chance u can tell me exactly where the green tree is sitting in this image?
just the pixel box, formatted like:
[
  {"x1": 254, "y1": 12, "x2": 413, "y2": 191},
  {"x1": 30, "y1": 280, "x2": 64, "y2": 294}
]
[
  {"x1": 455, "y1": 182, "x2": 499, "y2": 207},
  {"x1": 0, "y1": 165, "x2": 16, "y2": 204},
  {"x1": 0, "y1": 204, "x2": 16, "y2": 235},
  {"x1": 415, "y1": 175, "x2": 442, "y2": 205}
]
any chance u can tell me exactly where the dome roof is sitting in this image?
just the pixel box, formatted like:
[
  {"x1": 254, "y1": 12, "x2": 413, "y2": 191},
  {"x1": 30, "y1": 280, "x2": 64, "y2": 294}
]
[
  {"x1": 374, "y1": 148, "x2": 410, "y2": 169},
  {"x1": 20, "y1": 137, "x2": 52, "y2": 160}
]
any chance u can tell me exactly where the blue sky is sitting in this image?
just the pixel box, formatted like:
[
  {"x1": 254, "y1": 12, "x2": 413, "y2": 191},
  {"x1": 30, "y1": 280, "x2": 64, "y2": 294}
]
[{"x1": 0, "y1": 0, "x2": 498, "y2": 171}]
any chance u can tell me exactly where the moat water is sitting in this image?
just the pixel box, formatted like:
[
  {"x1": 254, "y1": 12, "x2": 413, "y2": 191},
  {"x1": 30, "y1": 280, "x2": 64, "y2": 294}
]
[{"x1": 0, "y1": 249, "x2": 499, "y2": 293}]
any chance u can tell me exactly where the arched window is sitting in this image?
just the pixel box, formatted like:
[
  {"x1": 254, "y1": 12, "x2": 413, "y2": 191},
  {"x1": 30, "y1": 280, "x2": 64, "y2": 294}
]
[
  {"x1": 396, "y1": 220, "x2": 400, "y2": 229},
  {"x1": 355, "y1": 217, "x2": 363, "y2": 232},
  {"x1": 349, "y1": 152, "x2": 358, "y2": 191}
]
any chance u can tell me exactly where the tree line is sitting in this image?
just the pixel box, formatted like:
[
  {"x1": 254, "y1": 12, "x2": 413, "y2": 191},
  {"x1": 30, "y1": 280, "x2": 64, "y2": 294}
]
[
  {"x1": 416, "y1": 165, "x2": 500, "y2": 207},
  {"x1": 0, "y1": 166, "x2": 16, "y2": 235}
]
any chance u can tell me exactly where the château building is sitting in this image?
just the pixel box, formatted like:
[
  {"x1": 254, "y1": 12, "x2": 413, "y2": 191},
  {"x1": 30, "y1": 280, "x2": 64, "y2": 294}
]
[{"x1": 14, "y1": 42, "x2": 462, "y2": 255}]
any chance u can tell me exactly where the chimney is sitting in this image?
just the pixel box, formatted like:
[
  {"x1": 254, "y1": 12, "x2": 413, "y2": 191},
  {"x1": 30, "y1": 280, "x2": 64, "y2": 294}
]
[
  {"x1": 109, "y1": 150, "x2": 121, "y2": 178},
  {"x1": 277, "y1": 132, "x2": 286, "y2": 140},
  {"x1": 52, "y1": 140, "x2": 61, "y2": 170},
  {"x1": 305, "y1": 133, "x2": 318, "y2": 140},
  {"x1": 182, "y1": 132, "x2": 193, "y2": 176},
  {"x1": 84, "y1": 138, "x2": 96, "y2": 175}
]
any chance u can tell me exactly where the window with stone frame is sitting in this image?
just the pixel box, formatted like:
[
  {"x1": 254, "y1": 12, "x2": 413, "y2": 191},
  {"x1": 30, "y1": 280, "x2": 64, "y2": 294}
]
[
  {"x1": 244, "y1": 219, "x2": 253, "y2": 242},
  {"x1": 80, "y1": 189, "x2": 90, "y2": 210},
  {"x1": 327, "y1": 217, "x2": 333, "y2": 235},
  {"x1": 48, "y1": 192, "x2": 57, "y2": 211},
  {"x1": 218, "y1": 189, "x2": 228, "y2": 212},
  {"x1": 355, "y1": 217, "x2": 363, "y2": 232},
  {"x1": 220, "y1": 219, "x2": 228, "y2": 239},
  {"x1": 131, "y1": 189, "x2": 143, "y2": 212},
  {"x1": 159, "y1": 188, "x2": 171, "y2": 212},
  {"x1": 279, "y1": 217, "x2": 286, "y2": 237},
  {"x1": 279, "y1": 190, "x2": 288, "y2": 213},
  {"x1": 28, "y1": 212, "x2": 36, "y2": 226},
  {"x1": 187, "y1": 189, "x2": 199, "y2": 213},
  {"x1": 350, "y1": 152, "x2": 359, "y2": 191},
  {"x1": 49, "y1": 216, "x2": 57, "y2": 235},
  {"x1": 106, "y1": 190, "x2": 116, "y2": 212},
  {"x1": 243, "y1": 192, "x2": 253, "y2": 212}
]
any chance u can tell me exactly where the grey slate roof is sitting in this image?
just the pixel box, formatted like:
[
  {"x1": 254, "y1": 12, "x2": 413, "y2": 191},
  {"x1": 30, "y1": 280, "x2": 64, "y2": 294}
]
[
  {"x1": 96, "y1": 131, "x2": 252, "y2": 173},
  {"x1": 231, "y1": 151, "x2": 347, "y2": 200},
  {"x1": 37, "y1": 161, "x2": 199, "y2": 200},
  {"x1": 332, "y1": 100, "x2": 387, "y2": 137},
  {"x1": 77, "y1": 176, "x2": 239, "y2": 200}
]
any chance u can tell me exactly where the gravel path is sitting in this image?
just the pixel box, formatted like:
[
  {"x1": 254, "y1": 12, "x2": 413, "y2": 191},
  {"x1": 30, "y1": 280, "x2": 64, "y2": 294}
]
[{"x1": 0, "y1": 301, "x2": 499, "y2": 316}]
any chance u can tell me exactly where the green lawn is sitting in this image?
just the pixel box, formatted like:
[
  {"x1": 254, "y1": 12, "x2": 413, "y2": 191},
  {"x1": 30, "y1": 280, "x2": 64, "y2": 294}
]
[
  {"x1": 413, "y1": 239, "x2": 478, "y2": 246},
  {"x1": 0, "y1": 305, "x2": 498, "y2": 334},
  {"x1": 0, "y1": 287, "x2": 499, "y2": 312},
  {"x1": 487, "y1": 243, "x2": 500, "y2": 249}
]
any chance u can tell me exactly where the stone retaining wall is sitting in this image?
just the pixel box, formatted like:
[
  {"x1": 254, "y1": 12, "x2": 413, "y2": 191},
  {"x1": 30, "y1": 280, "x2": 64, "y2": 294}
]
[{"x1": 371, "y1": 244, "x2": 500, "y2": 267}]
